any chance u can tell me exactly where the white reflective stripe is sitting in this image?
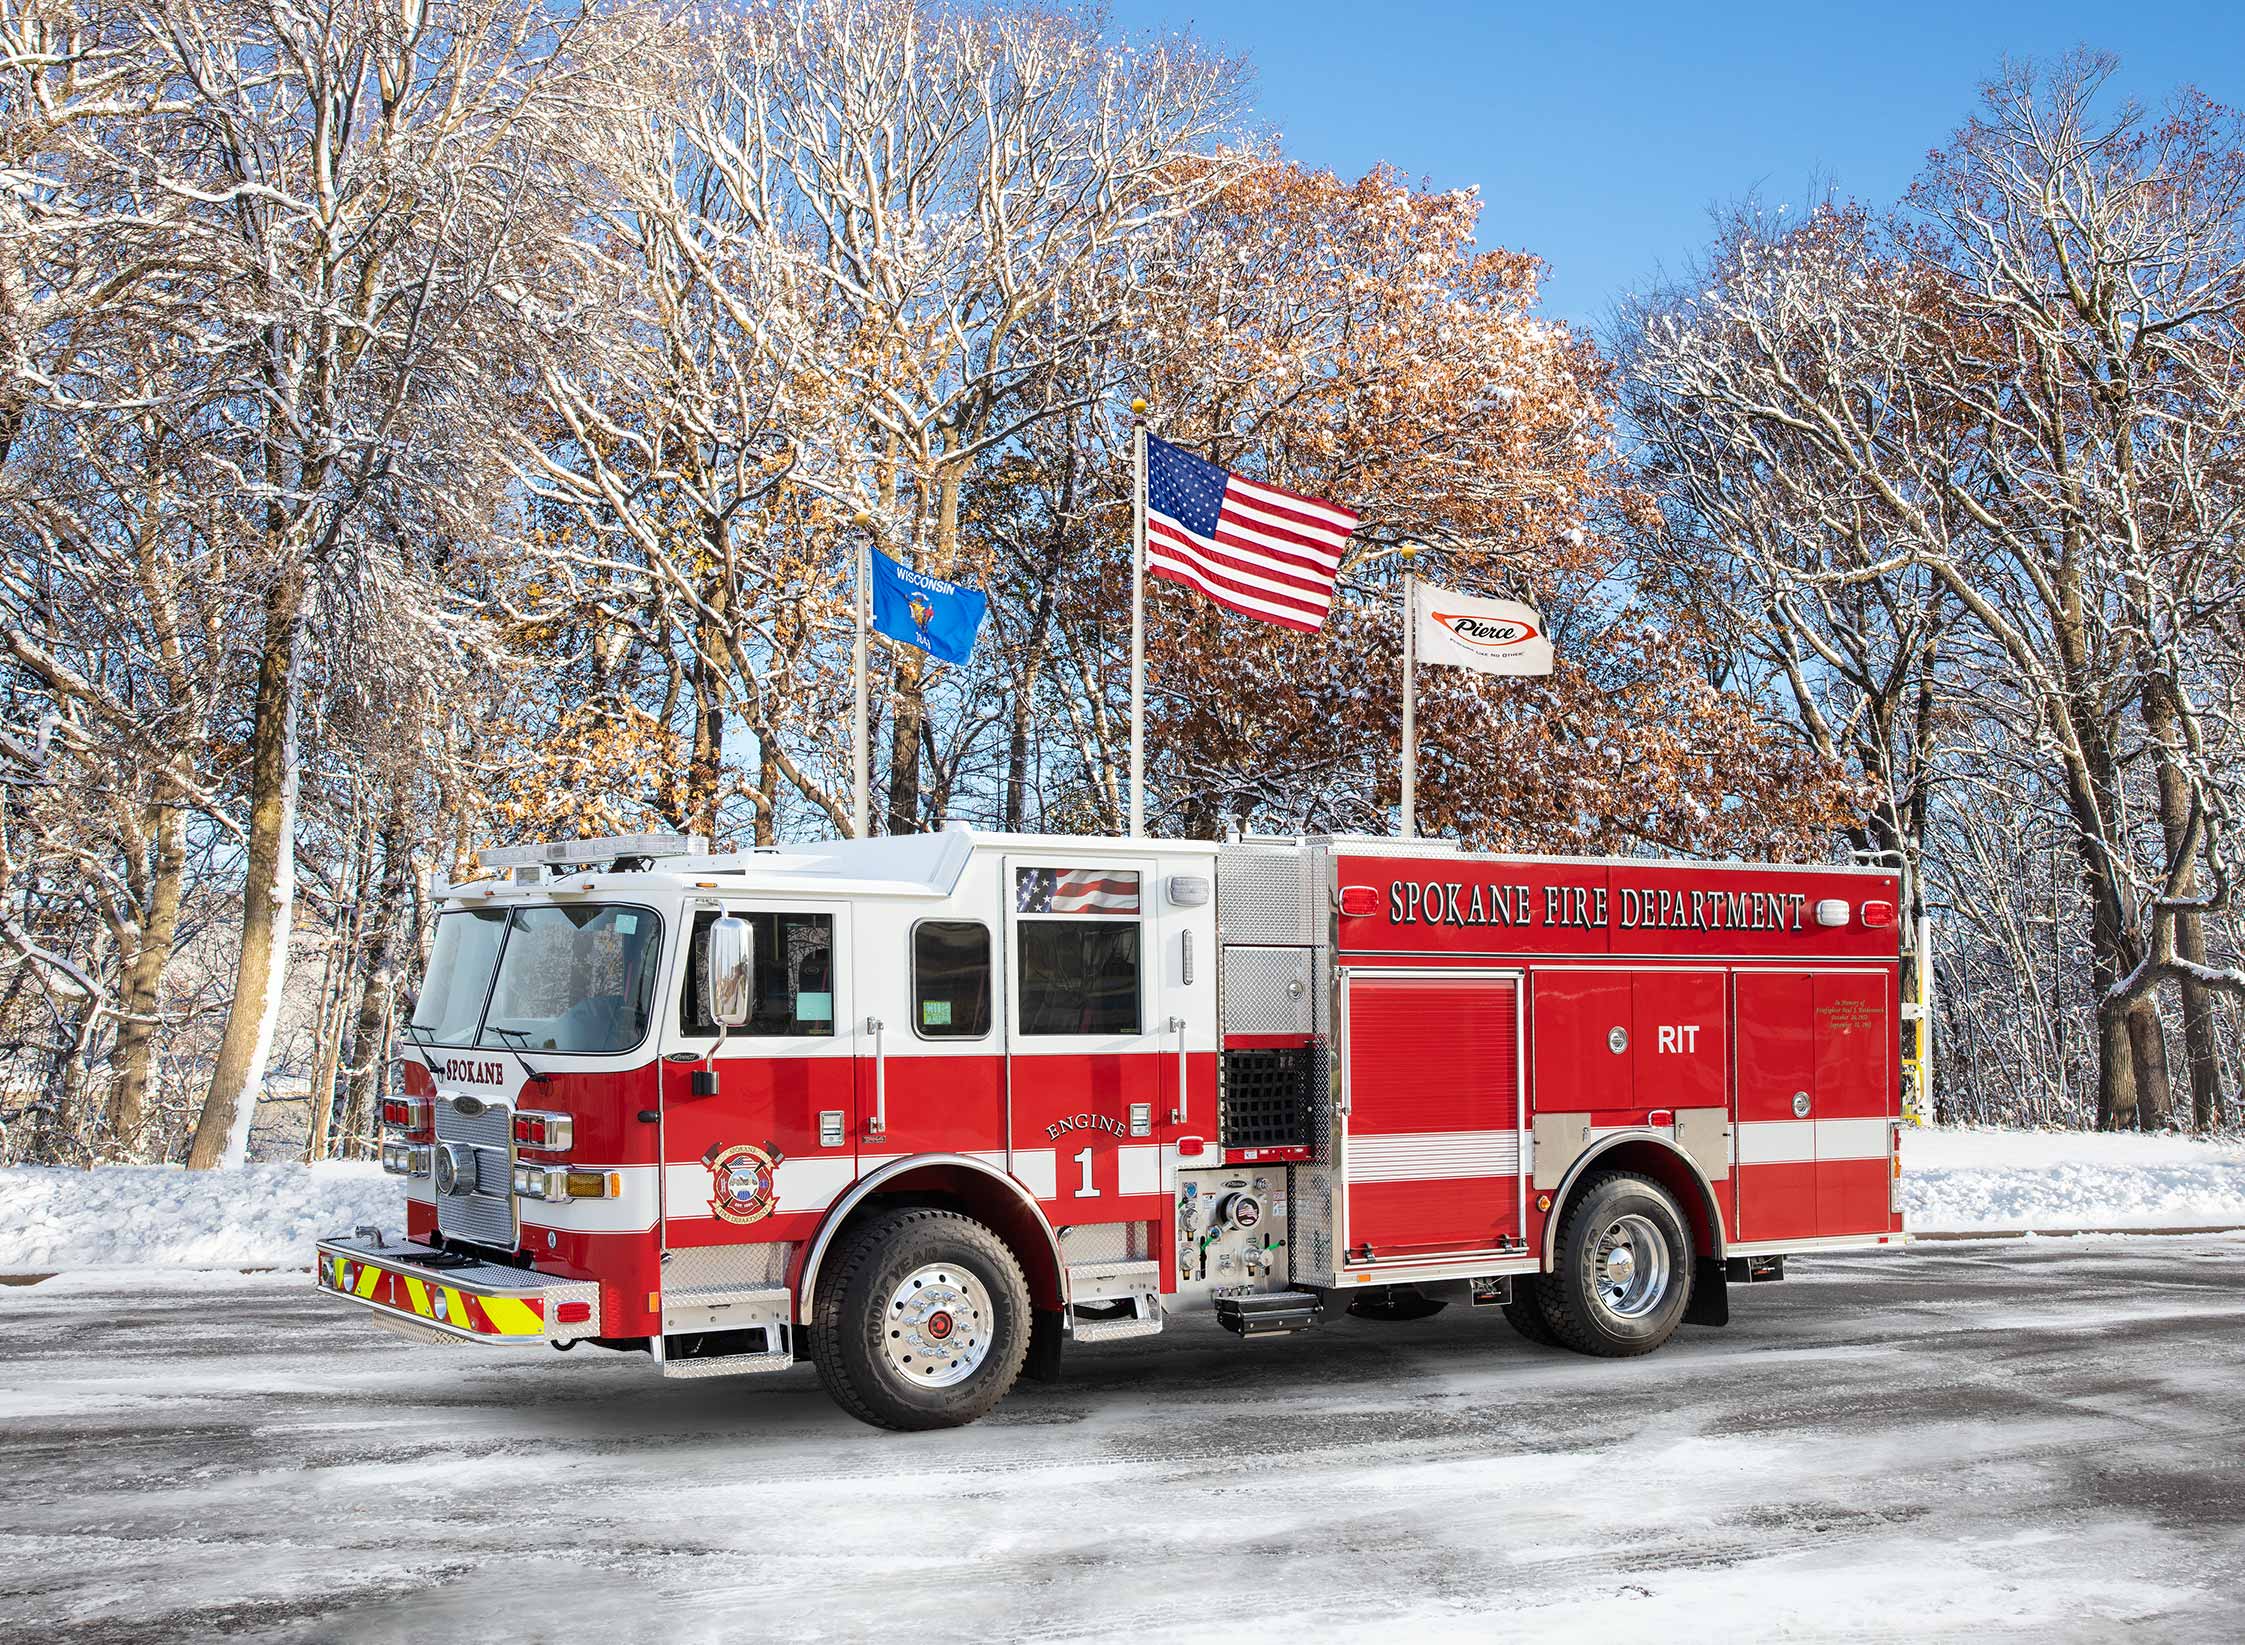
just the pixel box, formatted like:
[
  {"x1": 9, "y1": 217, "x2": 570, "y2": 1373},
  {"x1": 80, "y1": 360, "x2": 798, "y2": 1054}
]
[
  {"x1": 519, "y1": 1163, "x2": 659, "y2": 1233},
  {"x1": 1011, "y1": 1148, "x2": 1058, "y2": 1201},
  {"x1": 1117, "y1": 1144, "x2": 1170, "y2": 1196},
  {"x1": 1349, "y1": 1129, "x2": 1524, "y2": 1183},
  {"x1": 662, "y1": 1155, "x2": 853, "y2": 1218},
  {"x1": 1734, "y1": 1118, "x2": 1892, "y2": 1164},
  {"x1": 780, "y1": 1155, "x2": 864, "y2": 1214},
  {"x1": 1816, "y1": 1116, "x2": 1891, "y2": 1161},
  {"x1": 1736, "y1": 1120, "x2": 1815, "y2": 1165}
]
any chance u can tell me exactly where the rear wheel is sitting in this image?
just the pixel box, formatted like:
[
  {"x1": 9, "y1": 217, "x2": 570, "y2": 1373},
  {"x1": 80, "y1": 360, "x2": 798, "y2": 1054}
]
[
  {"x1": 809, "y1": 1207, "x2": 1032, "y2": 1431},
  {"x1": 1347, "y1": 1286, "x2": 1447, "y2": 1322},
  {"x1": 1533, "y1": 1172, "x2": 1693, "y2": 1358}
]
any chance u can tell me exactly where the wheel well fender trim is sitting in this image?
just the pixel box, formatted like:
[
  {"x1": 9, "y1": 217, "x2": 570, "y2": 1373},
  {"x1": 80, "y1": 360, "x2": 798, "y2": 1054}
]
[
  {"x1": 1539, "y1": 1130, "x2": 1728, "y2": 1274},
  {"x1": 793, "y1": 1153, "x2": 1066, "y2": 1325}
]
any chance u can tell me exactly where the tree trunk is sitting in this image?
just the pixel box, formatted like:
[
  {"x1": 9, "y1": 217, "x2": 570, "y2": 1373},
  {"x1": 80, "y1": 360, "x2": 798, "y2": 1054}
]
[
  {"x1": 2125, "y1": 1000, "x2": 2174, "y2": 1131},
  {"x1": 686, "y1": 536, "x2": 732, "y2": 843},
  {"x1": 108, "y1": 799, "x2": 186, "y2": 1154},
  {"x1": 187, "y1": 569, "x2": 308, "y2": 1170},
  {"x1": 2142, "y1": 671, "x2": 2226, "y2": 1130},
  {"x1": 885, "y1": 645, "x2": 925, "y2": 835},
  {"x1": 2094, "y1": 992, "x2": 2137, "y2": 1131},
  {"x1": 305, "y1": 813, "x2": 375, "y2": 1162},
  {"x1": 341, "y1": 798, "x2": 415, "y2": 1158}
]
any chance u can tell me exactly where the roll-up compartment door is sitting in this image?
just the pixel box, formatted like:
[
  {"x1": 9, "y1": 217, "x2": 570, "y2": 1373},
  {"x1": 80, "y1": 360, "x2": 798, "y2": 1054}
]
[{"x1": 1343, "y1": 972, "x2": 1521, "y2": 1263}]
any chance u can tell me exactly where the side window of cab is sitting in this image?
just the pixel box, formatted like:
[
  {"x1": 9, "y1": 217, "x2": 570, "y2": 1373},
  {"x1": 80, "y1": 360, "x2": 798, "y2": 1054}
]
[
  {"x1": 681, "y1": 910, "x2": 836, "y2": 1037},
  {"x1": 1013, "y1": 868, "x2": 1142, "y2": 1036}
]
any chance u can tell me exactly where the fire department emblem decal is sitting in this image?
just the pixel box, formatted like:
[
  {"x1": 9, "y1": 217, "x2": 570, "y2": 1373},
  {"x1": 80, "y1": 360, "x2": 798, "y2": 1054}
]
[{"x1": 704, "y1": 1143, "x2": 779, "y2": 1225}]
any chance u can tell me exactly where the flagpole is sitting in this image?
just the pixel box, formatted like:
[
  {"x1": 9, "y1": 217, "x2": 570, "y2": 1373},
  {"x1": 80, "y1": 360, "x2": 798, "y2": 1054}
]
[
  {"x1": 850, "y1": 510, "x2": 871, "y2": 838},
  {"x1": 1128, "y1": 399, "x2": 1148, "y2": 838},
  {"x1": 1400, "y1": 542, "x2": 1418, "y2": 838}
]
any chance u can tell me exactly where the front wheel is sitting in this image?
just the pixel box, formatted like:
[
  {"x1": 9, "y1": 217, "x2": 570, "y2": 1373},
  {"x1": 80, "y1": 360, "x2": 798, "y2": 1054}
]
[
  {"x1": 1533, "y1": 1172, "x2": 1694, "y2": 1358},
  {"x1": 809, "y1": 1206, "x2": 1032, "y2": 1431}
]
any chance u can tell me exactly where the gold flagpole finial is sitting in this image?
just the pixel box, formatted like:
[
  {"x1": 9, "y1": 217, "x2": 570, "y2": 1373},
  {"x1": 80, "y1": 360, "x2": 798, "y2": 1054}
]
[{"x1": 1130, "y1": 398, "x2": 1148, "y2": 417}]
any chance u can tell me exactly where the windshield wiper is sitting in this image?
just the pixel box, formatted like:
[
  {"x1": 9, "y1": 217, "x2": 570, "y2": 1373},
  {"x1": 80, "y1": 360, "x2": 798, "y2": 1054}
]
[{"x1": 483, "y1": 1025, "x2": 555, "y2": 1084}]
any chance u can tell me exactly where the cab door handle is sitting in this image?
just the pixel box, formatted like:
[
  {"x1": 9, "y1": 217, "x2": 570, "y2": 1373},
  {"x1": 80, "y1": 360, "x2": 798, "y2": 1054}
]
[{"x1": 866, "y1": 1016, "x2": 887, "y2": 1138}]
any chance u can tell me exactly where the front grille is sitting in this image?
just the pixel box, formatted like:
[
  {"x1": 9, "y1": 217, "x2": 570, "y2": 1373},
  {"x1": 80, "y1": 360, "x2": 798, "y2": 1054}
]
[
  {"x1": 1220, "y1": 1047, "x2": 1311, "y2": 1152},
  {"x1": 434, "y1": 1096, "x2": 517, "y2": 1250}
]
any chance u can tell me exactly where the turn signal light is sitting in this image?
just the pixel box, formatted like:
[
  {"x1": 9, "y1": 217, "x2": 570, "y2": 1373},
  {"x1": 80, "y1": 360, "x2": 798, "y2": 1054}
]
[
  {"x1": 512, "y1": 1164, "x2": 620, "y2": 1202},
  {"x1": 1337, "y1": 885, "x2": 1380, "y2": 918},
  {"x1": 554, "y1": 1301, "x2": 593, "y2": 1325},
  {"x1": 381, "y1": 1140, "x2": 432, "y2": 1178},
  {"x1": 512, "y1": 1110, "x2": 574, "y2": 1152},
  {"x1": 381, "y1": 1096, "x2": 432, "y2": 1139}
]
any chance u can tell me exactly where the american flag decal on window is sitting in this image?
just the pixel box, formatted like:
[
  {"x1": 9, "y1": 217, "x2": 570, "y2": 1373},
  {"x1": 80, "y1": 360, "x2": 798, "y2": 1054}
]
[{"x1": 1014, "y1": 868, "x2": 1140, "y2": 916}]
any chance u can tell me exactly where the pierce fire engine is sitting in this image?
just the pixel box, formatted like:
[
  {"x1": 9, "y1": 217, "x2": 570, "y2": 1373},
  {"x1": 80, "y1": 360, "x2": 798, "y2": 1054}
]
[{"x1": 316, "y1": 827, "x2": 1906, "y2": 1430}]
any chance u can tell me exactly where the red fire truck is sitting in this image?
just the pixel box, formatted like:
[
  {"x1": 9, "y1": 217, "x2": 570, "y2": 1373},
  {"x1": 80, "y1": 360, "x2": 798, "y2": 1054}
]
[{"x1": 316, "y1": 828, "x2": 1906, "y2": 1429}]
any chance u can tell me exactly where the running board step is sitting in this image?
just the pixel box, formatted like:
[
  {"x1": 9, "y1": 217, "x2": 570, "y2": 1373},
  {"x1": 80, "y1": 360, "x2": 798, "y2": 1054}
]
[
  {"x1": 658, "y1": 1285, "x2": 794, "y2": 1377},
  {"x1": 1214, "y1": 1290, "x2": 1324, "y2": 1338},
  {"x1": 1065, "y1": 1260, "x2": 1163, "y2": 1342},
  {"x1": 659, "y1": 1338, "x2": 792, "y2": 1378}
]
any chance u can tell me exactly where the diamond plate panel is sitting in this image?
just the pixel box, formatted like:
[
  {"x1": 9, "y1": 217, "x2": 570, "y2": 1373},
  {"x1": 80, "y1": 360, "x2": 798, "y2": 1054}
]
[
  {"x1": 1217, "y1": 843, "x2": 1321, "y2": 946},
  {"x1": 1059, "y1": 1221, "x2": 1152, "y2": 1263},
  {"x1": 1221, "y1": 945, "x2": 1315, "y2": 1035},
  {"x1": 666, "y1": 1241, "x2": 794, "y2": 1289},
  {"x1": 1296, "y1": 1040, "x2": 1340, "y2": 1281}
]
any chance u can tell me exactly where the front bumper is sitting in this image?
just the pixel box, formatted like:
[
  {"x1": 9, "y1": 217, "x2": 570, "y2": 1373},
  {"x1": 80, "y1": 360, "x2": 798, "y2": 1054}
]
[{"x1": 314, "y1": 1232, "x2": 601, "y2": 1346}]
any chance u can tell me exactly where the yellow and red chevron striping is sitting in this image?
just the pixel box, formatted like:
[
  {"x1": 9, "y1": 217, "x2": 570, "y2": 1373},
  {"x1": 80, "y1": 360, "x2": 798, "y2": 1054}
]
[{"x1": 318, "y1": 1253, "x2": 545, "y2": 1336}]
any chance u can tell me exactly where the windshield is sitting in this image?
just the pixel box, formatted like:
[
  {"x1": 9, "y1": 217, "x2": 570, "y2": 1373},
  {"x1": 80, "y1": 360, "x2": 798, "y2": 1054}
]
[
  {"x1": 411, "y1": 904, "x2": 662, "y2": 1054},
  {"x1": 411, "y1": 908, "x2": 508, "y2": 1044}
]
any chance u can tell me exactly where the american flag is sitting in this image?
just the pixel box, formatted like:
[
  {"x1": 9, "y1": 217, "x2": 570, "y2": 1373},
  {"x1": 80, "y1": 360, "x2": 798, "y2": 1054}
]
[
  {"x1": 1014, "y1": 867, "x2": 1140, "y2": 916},
  {"x1": 1144, "y1": 434, "x2": 1358, "y2": 632}
]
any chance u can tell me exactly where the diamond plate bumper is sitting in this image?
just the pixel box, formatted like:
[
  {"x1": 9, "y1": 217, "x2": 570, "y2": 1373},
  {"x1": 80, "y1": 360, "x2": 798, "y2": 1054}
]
[{"x1": 314, "y1": 1232, "x2": 601, "y2": 1345}]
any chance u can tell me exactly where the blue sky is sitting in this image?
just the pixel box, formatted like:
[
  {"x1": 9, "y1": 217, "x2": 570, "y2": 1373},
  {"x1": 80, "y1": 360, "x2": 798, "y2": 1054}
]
[{"x1": 1119, "y1": 1, "x2": 2244, "y2": 332}]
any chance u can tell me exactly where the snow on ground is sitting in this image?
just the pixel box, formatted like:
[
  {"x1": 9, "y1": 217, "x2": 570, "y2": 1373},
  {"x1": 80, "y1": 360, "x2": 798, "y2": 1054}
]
[
  {"x1": 1900, "y1": 1126, "x2": 2245, "y2": 1233},
  {"x1": 4, "y1": 1127, "x2": 2245, "y2": 1273},
  {"x1": 5, "y1": 1240, "x2": 2244, "y2": 1642},
  {"x1": 0, "y1": 1161, "x2": 394, "y2": 1273}
]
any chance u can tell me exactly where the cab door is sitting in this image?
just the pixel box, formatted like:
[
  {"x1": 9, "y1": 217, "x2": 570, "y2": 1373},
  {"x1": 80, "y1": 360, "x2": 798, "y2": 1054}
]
[
  {"x1": 658, "y1": 901, "x2": 857, "y2": 1268},
  {"x1": 1002, "y1": 854, "x2": 1167, "y2": 1227}
]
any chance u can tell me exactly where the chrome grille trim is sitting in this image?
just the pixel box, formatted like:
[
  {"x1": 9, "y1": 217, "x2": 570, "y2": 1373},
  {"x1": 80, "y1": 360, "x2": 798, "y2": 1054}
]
[{"x1": 434, "y1": 1095, "x2": 517, "y2": 1250}]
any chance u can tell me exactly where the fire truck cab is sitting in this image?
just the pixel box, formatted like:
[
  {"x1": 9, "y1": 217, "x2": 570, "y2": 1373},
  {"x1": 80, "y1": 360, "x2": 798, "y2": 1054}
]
[{"x1": 317, "y1": 827, "x2": 1906, "y2": 1430}]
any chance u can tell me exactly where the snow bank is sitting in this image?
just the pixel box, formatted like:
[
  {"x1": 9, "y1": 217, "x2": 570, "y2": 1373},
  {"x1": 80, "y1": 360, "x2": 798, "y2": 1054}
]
[
  {"x1": 5, "y1": 1128, "x2": 2245, "y2": 1272},
  {"x1": 0, "y1": 1162, "x2": 395, "y2": 1273},
  {"x1": 1900, "y1": 1126, "x2": 2245, "y2": 1233}
]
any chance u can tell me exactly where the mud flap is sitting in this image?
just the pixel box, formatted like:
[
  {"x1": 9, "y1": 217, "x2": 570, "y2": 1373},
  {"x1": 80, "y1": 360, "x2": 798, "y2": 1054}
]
[
  {"x1": 1022, "y1": 1307, "x2": 1066, "y2": 1381},
  {"x1": 1683, "y1": 1256, "x2": 1729, "y2": 1327}
]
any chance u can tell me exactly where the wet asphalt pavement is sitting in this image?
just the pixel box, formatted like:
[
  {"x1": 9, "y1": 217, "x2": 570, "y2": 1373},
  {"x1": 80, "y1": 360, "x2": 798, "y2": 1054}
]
[{"x1": 2, "y1": 1236, "x2": 2242, "y2": 1644}]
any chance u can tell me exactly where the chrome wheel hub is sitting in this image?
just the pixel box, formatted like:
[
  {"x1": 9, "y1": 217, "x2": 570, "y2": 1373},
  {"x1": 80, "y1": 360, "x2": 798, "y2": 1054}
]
[
  {"x1": 1592, "y1": 1213, "x2": 1670, "y2": 1320},
  {"x1": 882, "y1": 1264, "x2": 992, "y2": 1388}
]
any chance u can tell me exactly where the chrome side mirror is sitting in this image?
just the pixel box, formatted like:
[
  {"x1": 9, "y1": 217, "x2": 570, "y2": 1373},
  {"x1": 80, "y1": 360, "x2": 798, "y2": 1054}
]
[{"x1": 708, "y1": 915, "x2": 754, "y2": 1029}]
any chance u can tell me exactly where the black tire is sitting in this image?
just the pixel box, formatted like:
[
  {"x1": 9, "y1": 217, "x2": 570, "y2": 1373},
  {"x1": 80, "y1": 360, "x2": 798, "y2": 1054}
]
[
  {"x1": 809, "y1": 1206, "x2": 1032, "y2": 1431},
  {"x1": 1532, "y1": 1171, "x2": 1694, "y2": 1358},
  {"x1": 1500, "y1": 1283, "x2": 1562, "y2": 1347},
  {"x1": 1347, "y1": 1287, "x2": 1448, "y2": 1322}
]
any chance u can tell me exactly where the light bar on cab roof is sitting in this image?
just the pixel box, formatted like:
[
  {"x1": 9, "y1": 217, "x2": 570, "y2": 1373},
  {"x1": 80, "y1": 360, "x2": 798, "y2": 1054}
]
[{"x1": 476, "y1": 832, "x2": 707, "y2": 870}]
